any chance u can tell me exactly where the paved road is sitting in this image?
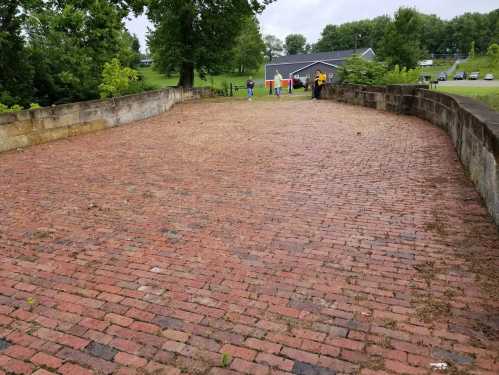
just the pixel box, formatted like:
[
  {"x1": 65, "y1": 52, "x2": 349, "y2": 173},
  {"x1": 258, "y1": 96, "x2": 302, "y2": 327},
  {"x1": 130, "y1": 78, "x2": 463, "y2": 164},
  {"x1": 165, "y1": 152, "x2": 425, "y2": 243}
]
[
  {"x1": 438, "y1": 80, "x2": 499, "y2": 87},
  {"x1": 0, "y1": 99, "x2": 498, "y2": 375}
]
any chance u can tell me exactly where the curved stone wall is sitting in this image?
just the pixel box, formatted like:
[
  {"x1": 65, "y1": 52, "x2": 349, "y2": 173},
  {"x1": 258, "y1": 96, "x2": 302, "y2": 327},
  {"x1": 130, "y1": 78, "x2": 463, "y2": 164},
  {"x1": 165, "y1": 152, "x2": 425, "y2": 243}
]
[
  {"x1": 322, "y1": 84, "x2": 499, "y2": 224},
  {"x1": 0, "y1": 87, "x2": 213, "y2": 154}
]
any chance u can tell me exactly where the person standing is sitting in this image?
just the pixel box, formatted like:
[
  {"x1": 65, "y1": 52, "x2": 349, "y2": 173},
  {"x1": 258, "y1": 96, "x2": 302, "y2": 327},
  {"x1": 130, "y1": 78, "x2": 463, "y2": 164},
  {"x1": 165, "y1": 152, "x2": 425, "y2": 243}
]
[
  {"x1": 313, "y1": 69, "x2": 327, "y2": 99},
  {"x1": 274, "y1": 70, "x2": 283, "y2": 97},
  {"x1": 246, "y1": 76, "x2": 255, "y2": 100}
]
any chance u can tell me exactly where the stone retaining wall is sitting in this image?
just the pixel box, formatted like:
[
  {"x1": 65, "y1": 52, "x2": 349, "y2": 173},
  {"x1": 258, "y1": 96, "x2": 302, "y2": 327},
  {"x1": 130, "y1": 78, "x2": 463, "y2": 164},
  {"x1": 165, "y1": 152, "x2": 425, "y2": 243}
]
[
  {"x1": 0, "y1": 87, "x2": 213, "y2": 154},
  {"x1": 322, "y1": 84, "x2": 499, "y2": 224}
]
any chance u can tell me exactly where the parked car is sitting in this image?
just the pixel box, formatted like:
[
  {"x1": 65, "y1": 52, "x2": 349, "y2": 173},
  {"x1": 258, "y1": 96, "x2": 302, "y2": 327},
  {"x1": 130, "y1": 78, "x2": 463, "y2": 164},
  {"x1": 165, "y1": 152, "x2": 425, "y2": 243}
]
[
  {"x1": 484, "y1": 73, "x2": 495, "y2": 80},
  {"x1": 438, "y1": 72, "x2": 448, "y2": 81},
  {"x1": 453, "y1": 71, "x2": 467, "y2": 80},
  {"x1": 469, "y1": 72, "x2": 480, "y2": 80}
]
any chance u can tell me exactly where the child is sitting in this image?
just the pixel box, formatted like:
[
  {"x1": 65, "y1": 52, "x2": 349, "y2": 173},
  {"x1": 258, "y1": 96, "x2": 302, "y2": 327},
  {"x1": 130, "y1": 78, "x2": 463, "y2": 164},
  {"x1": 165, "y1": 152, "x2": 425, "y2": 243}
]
[{"x1": 246, "y1": 76, "x2": 255, "y2": 100}]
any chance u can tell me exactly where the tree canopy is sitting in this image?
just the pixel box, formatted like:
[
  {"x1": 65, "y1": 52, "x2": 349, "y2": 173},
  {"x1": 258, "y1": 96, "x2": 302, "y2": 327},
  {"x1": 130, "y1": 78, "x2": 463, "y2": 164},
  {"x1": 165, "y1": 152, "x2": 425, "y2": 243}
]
[
  {"x1": 264, "y1": 34, "x2": 283, "y2": 61},
  {"x1": 284, "y1": 34, "x2": 307, "y2": 55},
  {"x1": 314, "y1": 8, "x2": 499, "y2": 63},
  {"x1": 1, "y1": 0, "x2": 144, "y2": 107},
  {"x1": 147, "y1": 0, "x2": 275, "y2": 87}
]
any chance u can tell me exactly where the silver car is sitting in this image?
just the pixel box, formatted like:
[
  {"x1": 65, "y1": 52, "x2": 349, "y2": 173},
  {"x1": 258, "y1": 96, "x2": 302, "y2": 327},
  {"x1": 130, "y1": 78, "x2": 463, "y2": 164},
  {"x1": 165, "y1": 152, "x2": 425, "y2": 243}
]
[
  {"x1": 484, "y1": 73, "x2": 495, "y2": 80},
  {"x1": 469, "y1": 72, "x2": 480, "y2": 80}
]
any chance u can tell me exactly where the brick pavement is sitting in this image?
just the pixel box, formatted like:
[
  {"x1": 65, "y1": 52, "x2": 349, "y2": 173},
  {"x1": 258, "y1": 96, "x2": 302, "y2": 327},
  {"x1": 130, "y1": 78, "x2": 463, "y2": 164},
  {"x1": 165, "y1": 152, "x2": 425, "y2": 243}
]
[{"x1": 0, "y1": 99, "x2": 498, "y2": 375}]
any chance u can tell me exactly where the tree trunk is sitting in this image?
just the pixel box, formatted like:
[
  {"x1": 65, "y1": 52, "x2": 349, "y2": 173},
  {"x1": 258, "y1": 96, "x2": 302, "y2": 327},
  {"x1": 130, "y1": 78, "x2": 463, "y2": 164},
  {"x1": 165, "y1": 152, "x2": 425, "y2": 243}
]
[{"x1": 178, "y1": 62, "x2": 194, "y2": 88}]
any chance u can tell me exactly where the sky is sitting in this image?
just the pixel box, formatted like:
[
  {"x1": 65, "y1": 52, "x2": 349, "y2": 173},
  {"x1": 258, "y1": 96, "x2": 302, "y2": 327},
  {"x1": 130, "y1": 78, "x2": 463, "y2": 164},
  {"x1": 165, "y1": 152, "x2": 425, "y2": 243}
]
[{"x1": 125, "y1": 0, "x2": 498, "y2": 52}]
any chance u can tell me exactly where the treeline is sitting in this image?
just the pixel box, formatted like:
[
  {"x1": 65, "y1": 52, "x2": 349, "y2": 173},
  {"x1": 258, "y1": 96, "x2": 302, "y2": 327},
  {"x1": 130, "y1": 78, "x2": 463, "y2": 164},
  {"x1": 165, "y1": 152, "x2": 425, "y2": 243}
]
[
  {"x1": 314, "y1": 8, "x2": 498, "y2": 56},
  {"x1": 267, "y1": 8, "x2": 498, "y2": 66},
  {"x1": 0, "y1": 0, "x2": 144, "y2": 108}
]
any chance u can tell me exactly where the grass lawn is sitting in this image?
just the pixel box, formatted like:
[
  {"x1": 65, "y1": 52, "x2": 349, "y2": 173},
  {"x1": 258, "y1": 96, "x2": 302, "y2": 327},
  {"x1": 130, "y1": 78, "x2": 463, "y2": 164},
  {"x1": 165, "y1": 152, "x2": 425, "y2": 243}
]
[
  {"x1": 138, "y1": 66, "x2": 308, "y2": 98},
  {"x1": 434, "y1": 86, "x2": 499, "y2": 111},
  {"x1": 455, "y1": 56, "x2": 499, "y2": 78},
  {"x1": 420, "y1": 59, "x2": 454, "y2": 80}
]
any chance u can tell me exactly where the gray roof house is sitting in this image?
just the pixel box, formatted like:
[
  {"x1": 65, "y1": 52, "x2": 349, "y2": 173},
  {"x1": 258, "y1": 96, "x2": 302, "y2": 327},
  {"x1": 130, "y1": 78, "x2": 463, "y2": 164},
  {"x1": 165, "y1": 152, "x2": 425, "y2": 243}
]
[{"x1": 265, "y1": 48, "x2": 375, "y2": 84}]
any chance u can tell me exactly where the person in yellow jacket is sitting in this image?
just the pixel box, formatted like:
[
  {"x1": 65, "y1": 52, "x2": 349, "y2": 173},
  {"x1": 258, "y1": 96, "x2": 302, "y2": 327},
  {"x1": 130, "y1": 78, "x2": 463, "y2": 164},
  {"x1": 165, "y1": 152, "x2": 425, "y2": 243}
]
[{"x1": 313, "y1": 69, "x2": 327, "y2": 99}]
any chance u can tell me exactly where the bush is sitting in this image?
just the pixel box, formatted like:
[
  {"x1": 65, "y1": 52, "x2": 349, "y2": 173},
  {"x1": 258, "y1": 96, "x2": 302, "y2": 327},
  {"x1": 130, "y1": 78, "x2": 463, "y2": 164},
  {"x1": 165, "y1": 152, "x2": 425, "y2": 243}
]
[
  {"x1": 0, "y1": 103, "x2": 23, "y2": 113},
  {"x1": 383, "y1": 65, "x2": 421, "y2": 84},
  {"x1": 99, "y1": 58, "x2": 139, "y2": 99},
  {"x1": 338, "y1": 56, "x2": 387, "y2": 85},
  {"x1": 0, "y1": 102, "x2": 42, "y2": 113}
]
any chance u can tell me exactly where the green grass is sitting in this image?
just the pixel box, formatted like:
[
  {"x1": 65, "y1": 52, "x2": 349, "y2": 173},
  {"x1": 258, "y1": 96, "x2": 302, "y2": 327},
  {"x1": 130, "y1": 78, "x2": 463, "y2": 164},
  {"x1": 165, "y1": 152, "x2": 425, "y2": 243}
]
[
  {"x1": 138, "y1": 65, "x2": 307, "y2": 98},
  {"x1": 420, "y1": 59, "x2": 454, "y2": 80},
  {"x1": 434, "y1": 86, "x2": 499, "y2": 111},
  {"x1": 456, "y1": 56, "x2": 499, "y2": 77}
]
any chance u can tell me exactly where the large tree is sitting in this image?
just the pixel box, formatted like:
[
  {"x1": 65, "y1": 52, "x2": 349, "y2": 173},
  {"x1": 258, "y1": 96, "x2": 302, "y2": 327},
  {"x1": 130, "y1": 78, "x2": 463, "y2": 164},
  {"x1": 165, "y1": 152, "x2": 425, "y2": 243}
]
[
  {"x1": 284, "y1": 33, "x2": 306, "y2": 55},
  {"x1": 147, "y1": 0, "x2": 275, "y2": 88},
  {"x1": 1, "y1": 0, "x2": 145, "y2": 106},
  {"x1": 0, "y1": 1, "x2": 36, "y2": 106},
  {"x1": 263, "y1": 34, "x2": 283, "y2": 61},
  {"x1": 230, "y1": 16, "x2": 265, "y2": 74},
  {"x1": 378, "y1": 7, "x2": 424, "y2": 69}
]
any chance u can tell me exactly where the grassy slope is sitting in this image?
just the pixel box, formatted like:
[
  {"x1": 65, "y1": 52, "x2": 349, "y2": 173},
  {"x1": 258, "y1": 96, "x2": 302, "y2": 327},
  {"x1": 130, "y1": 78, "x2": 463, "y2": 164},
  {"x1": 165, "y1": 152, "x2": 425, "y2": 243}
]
[
  {"x1": 420, "y1": 59, "x2": 454, "y2": 80},
  {"x1": 138, "y1": 66, "x2": 306, "y2": 98},
  {"x1": 456, "y1": 56, "x2": 499, "y2": 77}
]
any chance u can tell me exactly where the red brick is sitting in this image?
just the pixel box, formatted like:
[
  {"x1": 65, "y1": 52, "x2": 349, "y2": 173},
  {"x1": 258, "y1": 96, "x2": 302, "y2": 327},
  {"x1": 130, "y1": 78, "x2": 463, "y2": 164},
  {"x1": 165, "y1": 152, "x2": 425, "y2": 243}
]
[
  {"x1": 104, "y1": 313, "x2": 133, "y2": 327},
  {"x1": 130, "y1": 321, "x2": 160, "y2": 335},
  {"x1": 3, "y1": 345, "x2": 36, "y2": 360},
  {"x1": 292, "y1": 328, "x2": 326, "y2": 342},
  {"x1": 245, "y1": 338, "x2": 281, "y2": 354},
  {"x1": 221, "y1": 344, "x2": 257, "y2": 361},
  {"x1": 385, "y1": 360, "x2": 427, "y2": 375},
  {"x1": 34, "y1": 328, "x2": 89, "y2": 349},
  {"x1": 80, "y1": 317, "x2": 109, "y2": 331},
  {"x1": 230, "y1": 358, "x2": 269, "y2": 375},
  {"x1": 281, "y1": 346, "x2": 319, "y2": 364},
  {"x1": 327, "y1": 337, "x2": 365, "y2": 351},
  {"x1": 31, "y1": 352, "x2": 63, "y2": 369},
  {"x1": 162, "y1": 329, "x2": 190, "y2": 342},
  {"x1": 115, "y1": 352, "x2": 147, "y2": 368},
  {"x1": 58, "y1": 363, "x2": 94, "y2": 375},
  {"x1": 255, "y1": 352, "x2": 294, "y2": 371}
]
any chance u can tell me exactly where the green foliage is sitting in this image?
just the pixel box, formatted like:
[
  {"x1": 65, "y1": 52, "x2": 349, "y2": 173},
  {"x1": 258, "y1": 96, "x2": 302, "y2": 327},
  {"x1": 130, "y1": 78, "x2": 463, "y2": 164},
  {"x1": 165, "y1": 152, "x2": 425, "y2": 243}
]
[
  {"x1": 99, "y1": 59, "x2": 139, "y2": 98},
  {"x1": 230, "y1": 17, "x2": 265, "y2": 73},
  {"x1": 221, "y1": 353, "x2": 231, "y2": 367},
  {"x1": 469, "y1": 41, "x2": 476, "y2": 59},
  {"x1": 383, "y1": 65, "x2": 421, "y2": 84},
  {"x1": 487, "y1": 43, "x2": 499, "y2": 66},
  {"x1": 339, "y1": 57, "x2": 422, "y2": 85},
  {"x1": 338, "y1": 56, "x2": 387, "y2": 85},
  {"x1": 285, "y1": 34, "x2": 307, "y2": 55},
  {"x1": 264, "y1": 34, "x2": 284, "y2": 61},
  {"x1": 0, "y1": 103, "x2": 24, "y2": 113},
  {"x1": 378, "y1": 7, "x2": 424, "y2": 69},
  {"x1": 147, "y1": 0, "x2": 275, "y2": 87},
  {"x1": 314, "y1": 8, "x2": 498, "y2": 58},
  {"x1": 1, "y1": 0, "x2": 145, "y2": 107},
  {"x1": 314, "y1": 16, "x2": 390, "y2": 53}
]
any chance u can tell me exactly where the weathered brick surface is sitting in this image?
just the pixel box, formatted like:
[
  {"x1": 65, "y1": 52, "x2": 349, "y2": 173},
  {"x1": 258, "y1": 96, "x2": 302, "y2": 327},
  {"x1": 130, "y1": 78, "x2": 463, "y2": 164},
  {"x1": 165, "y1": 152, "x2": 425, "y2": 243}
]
[{"x1": 0, "y1": 99, "x2": 498, "y2": 374}]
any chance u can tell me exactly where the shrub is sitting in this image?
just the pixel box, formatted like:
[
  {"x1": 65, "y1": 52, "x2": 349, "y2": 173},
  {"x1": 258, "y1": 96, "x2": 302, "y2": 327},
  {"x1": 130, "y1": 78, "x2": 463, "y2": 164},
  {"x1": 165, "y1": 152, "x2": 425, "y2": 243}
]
[
  {"x1": 99, "y1": 58, "x2": 139, "y2": 99},
  {"x1": 383, "y1": 65, "x2": 421, "y2": 84},
  {"x1": 0, "y1": 103, "x2": 23, "y2": 113},
  {"x1": 338, "y1": 56, "x2": 387, "y2": 85}
]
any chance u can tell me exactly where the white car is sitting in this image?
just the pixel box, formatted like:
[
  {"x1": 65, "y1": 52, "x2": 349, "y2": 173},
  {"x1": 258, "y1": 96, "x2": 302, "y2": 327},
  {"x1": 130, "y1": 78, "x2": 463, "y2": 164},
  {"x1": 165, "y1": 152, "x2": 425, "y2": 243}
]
[{"x1": 484, "y1": 73, "x2": 495, "y2": 80}]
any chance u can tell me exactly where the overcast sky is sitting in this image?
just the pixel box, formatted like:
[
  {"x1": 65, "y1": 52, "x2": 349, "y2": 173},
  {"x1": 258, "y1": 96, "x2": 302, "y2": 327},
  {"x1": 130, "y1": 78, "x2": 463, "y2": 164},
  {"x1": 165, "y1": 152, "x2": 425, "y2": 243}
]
[{"x1": 125, "y1": 0, "x2": 498, "y2": 52}]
